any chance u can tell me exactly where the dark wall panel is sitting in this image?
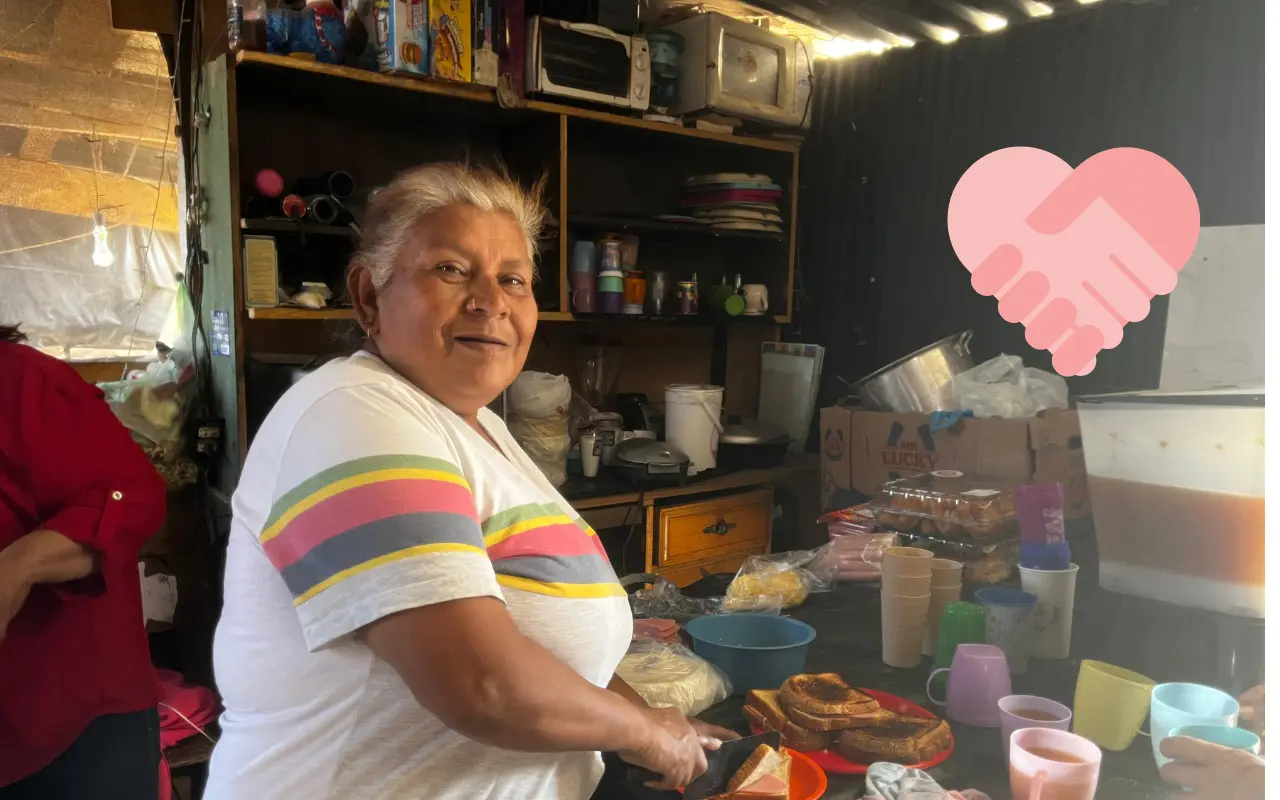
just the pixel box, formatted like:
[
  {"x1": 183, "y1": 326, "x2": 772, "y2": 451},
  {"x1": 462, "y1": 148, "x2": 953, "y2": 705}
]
[{"x1": 798, "y1": 0, "x2": 1264, "y2": 405}]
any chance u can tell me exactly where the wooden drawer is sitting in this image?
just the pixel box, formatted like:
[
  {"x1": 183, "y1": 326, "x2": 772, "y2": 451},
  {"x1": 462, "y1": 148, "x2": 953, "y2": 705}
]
[
  {"x1": 658, "y1": 488, "x2": 773, "y2": 566},
  {"x1": 657, "y1": 552, "x2": 760, "y2": 588}
]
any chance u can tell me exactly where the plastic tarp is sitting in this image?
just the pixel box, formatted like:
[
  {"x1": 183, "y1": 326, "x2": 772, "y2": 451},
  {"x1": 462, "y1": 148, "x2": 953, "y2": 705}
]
[{"x1": 0, "y1": 204, "x2": 181, "y2": 361}]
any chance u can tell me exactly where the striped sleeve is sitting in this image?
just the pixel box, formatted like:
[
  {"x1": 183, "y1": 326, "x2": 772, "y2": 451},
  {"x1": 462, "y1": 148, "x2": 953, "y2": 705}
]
[{"x1": 264, "y1": 386, "x2": 502, "y2": 651}]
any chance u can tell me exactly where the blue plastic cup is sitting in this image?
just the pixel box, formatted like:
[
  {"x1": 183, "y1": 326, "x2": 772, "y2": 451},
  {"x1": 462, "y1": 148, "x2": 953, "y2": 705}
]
[
  {"x1": 1151, "y1": 683, "x2": 1240, "y2": 769},
  {"x1": 1169, "y1": 724, "x2": 1260, "y2": 755}
]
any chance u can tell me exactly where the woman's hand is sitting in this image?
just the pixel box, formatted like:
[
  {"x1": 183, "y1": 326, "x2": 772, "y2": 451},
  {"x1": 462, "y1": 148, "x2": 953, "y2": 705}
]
[
  {"x1": 1240, "y1": 685, "x2": 1264, "y2": 735},
  {"x1": 0, "y1": 543, "x2": 34, "y2": 642},
  {"x1": 619, "y1": 705, "x2": 716, "y2": 790},
  {"x1": 1159, "y1": 735, "x2": 1265, "y2": 799}
]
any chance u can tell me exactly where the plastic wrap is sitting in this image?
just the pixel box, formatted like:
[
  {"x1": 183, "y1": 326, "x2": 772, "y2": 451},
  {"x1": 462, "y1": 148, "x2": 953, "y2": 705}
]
[
  {"x1": 870, "y1": 471, "x2": 1018, "y2": 540},
  {"x1": 948, "y1": 354, "x2": 1068, "y2": 419},
  {"x1": 886, "y1": 529, "x2": 1021, "y2": 585},
  {"x1": 615, "y1": 639, "x2": 733, "y2": 717},
  {"x1": 628, "y1": 577, "x2": 726, "y2": 622},
  {"x1": 722, "y1": 545, "x2": 840, "y2": 612}
]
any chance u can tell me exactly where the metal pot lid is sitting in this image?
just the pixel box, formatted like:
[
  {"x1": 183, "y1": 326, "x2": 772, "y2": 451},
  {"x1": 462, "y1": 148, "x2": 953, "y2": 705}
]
[
  {"x1": 850, "y1": 330, "x2": 974, "y2": 389},
  {"x1": 719, "y1": 416, "x2": 790, "y2": 445},
  {"x1": 616, "y1": 438, "x2": 690, "y2": 467}
]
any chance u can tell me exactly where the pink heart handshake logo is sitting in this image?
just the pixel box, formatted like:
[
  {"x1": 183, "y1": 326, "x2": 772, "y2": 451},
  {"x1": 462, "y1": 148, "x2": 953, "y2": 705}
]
[{"x1": 947, "y1": 147, "x2": 1200, "y2": 377}]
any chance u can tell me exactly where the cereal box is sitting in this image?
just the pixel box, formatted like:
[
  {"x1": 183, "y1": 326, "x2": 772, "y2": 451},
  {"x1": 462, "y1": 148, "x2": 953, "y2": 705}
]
[
  {"x1": 429, "y1": 0, "x2": 471, "y2": 82},
  {"x1": 361, "y1": 0, "x2": 430, "y2": 76}
]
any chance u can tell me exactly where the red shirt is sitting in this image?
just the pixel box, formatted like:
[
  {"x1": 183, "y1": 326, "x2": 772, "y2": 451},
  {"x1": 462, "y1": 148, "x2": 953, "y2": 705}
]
[{"x1": 0, "y1": 341, "x2": 166, "y2": 784}]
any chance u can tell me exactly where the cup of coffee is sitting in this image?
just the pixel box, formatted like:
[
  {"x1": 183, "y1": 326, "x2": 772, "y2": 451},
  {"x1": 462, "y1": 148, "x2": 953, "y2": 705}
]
[
  {"x1": 1168, "y1": 723, "x2": 1260, "y2": 755},
  {"x1": 1009, "y1": 727, "x2": 1101, "y2": 800},
  {"x1": 1150, "y1": 683, "x2": 1240, "y2": 769},
  {"x1": 999, "y1": 695, "x2": 1073, "y2": 758},
  {"x1": 926, "y1": 643, "x2": 1011, "y2": 728},
  {"x1": 1072, "y1": 660, "x2": 1156, "y2": 751}
]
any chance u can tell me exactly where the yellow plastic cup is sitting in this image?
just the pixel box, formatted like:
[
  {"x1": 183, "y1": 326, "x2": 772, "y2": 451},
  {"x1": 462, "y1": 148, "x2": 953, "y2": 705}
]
[{"x1": 1072, "y1": 660, "x2": 1157, "y2": 751}]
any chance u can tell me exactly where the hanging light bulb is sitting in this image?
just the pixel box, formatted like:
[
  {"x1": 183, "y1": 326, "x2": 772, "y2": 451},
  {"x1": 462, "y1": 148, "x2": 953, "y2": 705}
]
[{"x1": 91, "y1": 211, "x2": 113, "y2": 268}]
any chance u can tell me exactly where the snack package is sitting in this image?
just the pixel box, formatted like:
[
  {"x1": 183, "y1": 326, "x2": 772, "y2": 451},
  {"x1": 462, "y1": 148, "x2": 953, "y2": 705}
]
[
  {"x1": 887, "y1": 529, "x2": 1020, "y2": 585},
  {"x1": 819, "y1": 503, "x2": 879, "y2": 536},
  {"x1": 616, "y1": 639, "x2": 733, "y2": 717},
  {"x1": 869, "y1": 471, "x2": 1018, "y2": 540},
  {"x1": 723, "y1": 545, "x2": 840, "y2": 612}
]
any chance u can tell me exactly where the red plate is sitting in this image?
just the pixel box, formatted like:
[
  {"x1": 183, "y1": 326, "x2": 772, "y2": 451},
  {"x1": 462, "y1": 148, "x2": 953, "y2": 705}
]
[{"x1": 749, "y1": 688, "x2": 955, "y2": 776}]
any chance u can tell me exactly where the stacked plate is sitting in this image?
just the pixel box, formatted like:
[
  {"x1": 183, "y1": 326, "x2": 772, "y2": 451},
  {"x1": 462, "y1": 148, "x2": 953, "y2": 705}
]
[{"x1": 680, "y1": 172, "x2": 785, "y2": 234}]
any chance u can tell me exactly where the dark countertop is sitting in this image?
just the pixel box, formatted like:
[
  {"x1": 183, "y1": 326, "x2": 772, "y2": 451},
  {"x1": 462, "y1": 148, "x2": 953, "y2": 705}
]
[{"x1": 688, "y1": 528, "x2": 1262, "y2": 800}]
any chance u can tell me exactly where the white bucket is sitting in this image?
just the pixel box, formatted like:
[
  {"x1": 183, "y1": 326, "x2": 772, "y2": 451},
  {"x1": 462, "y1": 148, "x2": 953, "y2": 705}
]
[{"x1": 664, "y1": 384, "x2": 724, "y2": 475}]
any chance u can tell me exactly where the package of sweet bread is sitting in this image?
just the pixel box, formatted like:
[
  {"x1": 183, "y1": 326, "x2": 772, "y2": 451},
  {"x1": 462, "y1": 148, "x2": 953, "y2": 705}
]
[{"x1": 868, "y1": 470, "x2": 1018, "y2": 540}]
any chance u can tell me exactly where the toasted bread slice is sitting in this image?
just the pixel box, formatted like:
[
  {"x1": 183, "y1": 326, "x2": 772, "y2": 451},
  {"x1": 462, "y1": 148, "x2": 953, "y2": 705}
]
[
  {"x1": 780, "y1": 673, "x2": 880, "y2": 716},
  {"x1": 785, "y1": 704, "x2": 898, "y2": 732},
  {"x1": 744, "y1": 703, "x2": 829, "y2": 752},
  {"x1": 723, "y1": 744, "x2": 790, "y2": 799},
  {"x1": 836, "y1": 715, "x2": 952, "y2": 764}
]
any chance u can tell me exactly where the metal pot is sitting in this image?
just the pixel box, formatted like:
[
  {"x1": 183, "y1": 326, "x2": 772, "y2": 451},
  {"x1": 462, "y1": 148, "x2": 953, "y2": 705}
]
[
  {"x1": 851, "y1": 331, "x2": 975, "y2": 413},
  {"x1": 718, "y1": 417, "x2": 791, "y2": 470}
]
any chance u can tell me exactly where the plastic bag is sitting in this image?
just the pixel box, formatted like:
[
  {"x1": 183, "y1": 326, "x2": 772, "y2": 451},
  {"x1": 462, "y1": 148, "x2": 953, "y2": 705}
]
[
  {"x1": 886, "y1": 529, "x2": 1020, "y2": 585},
  {"x1": 722, "y1": 545, "x2": 839, "y2": 612},
  {"x1": 615, "y1": 639, "x2": 733, "y2": 717},
  {"x1": 948, "y1": 354, "x2": 1068, "y2": 419},
  {"x1": 507, "y1": 371, "x2": 573, "y2": 487},
  {"x1": 628, "y1": 577, "x2": 727, "y2": 622}
]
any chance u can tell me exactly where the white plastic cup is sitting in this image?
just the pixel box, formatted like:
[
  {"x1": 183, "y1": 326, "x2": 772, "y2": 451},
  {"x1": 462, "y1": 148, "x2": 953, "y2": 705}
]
[
  {"x1": 1019, "y1": 563, "x2": 1080, "y2": 659},
  {"x1": 579, "y1": 431, "x2": 600, "y2": 478}
]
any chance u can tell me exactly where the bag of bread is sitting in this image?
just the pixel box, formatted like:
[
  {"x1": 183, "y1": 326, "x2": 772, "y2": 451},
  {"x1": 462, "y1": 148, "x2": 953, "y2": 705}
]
[
  {"x1": 888, "y1": 529, "x2": 1020, "y2": 585},
  {"x1": 616, "y1": 639, "x2": 733, "y2": 717},
  {"x1": 723, "y1": 545, "x2": 840, "y2": 611},
  {"x1": 868, "y1": 471, "x2": 1018, "y2": 540}
]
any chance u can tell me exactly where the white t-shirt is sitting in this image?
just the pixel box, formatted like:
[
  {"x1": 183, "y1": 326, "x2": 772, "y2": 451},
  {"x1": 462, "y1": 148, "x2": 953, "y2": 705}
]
[{"x1": 205, "y1": 352, "x2": 633, "y2": 800}]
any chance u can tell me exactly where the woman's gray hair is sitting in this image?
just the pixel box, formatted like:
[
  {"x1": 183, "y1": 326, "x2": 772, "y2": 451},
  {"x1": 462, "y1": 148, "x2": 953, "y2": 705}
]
[{"x1": 352, "y1": 162, "x2": 546, "y2": 288}]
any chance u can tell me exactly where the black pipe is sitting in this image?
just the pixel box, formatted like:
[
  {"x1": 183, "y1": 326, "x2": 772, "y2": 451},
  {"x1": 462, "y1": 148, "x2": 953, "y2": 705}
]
[
  {"x1": 305, "y1": 195, "x2": 340, "y2": 224},
  {"x1": 294, "y1": 171, "x2": 355, "y2": 200}
]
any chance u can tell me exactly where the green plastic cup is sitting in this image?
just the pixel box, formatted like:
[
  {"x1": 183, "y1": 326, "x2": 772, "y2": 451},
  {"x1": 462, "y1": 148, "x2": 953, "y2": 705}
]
[{"x1": 933, "y1": 601, "x2": 987, "y2": 694}]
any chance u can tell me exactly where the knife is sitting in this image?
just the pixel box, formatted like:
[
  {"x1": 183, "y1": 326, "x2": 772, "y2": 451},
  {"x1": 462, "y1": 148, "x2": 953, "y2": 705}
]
[{"x1": 617, "y1": 731, "x2": 783, "y2": 800}]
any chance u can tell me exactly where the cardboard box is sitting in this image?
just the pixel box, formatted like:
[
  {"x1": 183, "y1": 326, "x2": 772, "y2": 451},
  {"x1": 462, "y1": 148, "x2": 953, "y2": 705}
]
[
  {"x1": 366, "y1": 0, "x2": 430, "y2": 76},
  {"x1": 429, "y1": 0, "x2": 471, "y2": 81},
  {"x1": 820, "y1": 405, "x2": 1091, "y2": 520}
]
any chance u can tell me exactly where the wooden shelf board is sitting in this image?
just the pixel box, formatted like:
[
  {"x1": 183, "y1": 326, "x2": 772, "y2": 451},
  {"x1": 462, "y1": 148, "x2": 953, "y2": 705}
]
[
  {"x1": 567, "y1": 214, "x2": 786, "y2": 241},
  {"x1": 234, "y1": 51, "x2": 799, "y2": 153},
  {"x1": 241, "y1": 218, "x2": 359, "y2": 237},
  {"x1": 569, "y1": 457, "x2": 814, "y2": 511}
]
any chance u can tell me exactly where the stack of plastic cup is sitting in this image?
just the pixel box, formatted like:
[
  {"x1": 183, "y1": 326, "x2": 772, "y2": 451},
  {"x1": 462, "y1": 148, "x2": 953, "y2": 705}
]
[
  {"x1": 881, "y1": 547, "x2": 933, "y2": 668},
  {"x1": 570, "y1": 241, "x2": 596, "y2": 313},
  {"x1": 922, "y1": 558, "x2": 964, "y2": 657}
]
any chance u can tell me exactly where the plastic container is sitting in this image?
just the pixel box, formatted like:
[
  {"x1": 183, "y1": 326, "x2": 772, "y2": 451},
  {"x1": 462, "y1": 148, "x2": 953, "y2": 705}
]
[
  {"x1": 685, "y1": 613, "x2": 815, "y2": 693},
  {"x1": 869, "y1": 470, "x2": 1018, "y2": 539},
  {"x1": 890, "y1": 529, "x2": 1019, "y2": 585},
  {"x1": 1077, "y1": 389, "x2": 1264, "y2": 618},
  {"x1": 664, "y1": 384, "x2": 724, "y2": 475}
]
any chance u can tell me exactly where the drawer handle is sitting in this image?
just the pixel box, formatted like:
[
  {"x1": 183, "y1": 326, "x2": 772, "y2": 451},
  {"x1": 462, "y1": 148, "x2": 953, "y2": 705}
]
[{"x1": 703, "y1": 519, "x2": 737, "y2": 535}]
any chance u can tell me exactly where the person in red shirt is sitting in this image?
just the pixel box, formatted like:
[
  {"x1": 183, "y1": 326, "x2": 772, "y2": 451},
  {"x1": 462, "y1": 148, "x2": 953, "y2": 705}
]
[{"x1": 0, "y1": 323, "x2": 167, "y2": 798}]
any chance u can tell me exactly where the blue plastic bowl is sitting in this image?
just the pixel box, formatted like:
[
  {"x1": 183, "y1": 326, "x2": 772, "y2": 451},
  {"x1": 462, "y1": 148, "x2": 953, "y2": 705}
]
[{"x1": 685, "y1": 614, "x2": 816, "y2": 694}]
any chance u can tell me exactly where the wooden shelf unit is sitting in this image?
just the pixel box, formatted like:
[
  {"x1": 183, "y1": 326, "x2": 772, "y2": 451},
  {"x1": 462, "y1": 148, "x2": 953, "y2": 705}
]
[{"x1": 195, "y1": 52, "x2": 801, "y2": 491}]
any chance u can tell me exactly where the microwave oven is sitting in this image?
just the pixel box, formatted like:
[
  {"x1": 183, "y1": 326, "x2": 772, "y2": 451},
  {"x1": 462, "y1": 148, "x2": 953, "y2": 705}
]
[
  {"x1": 660, "y1": 12, "x2": 812, "y2": 128},
  {"x1": 526, "y1": 16, "x2": 650, "y2": 109}
]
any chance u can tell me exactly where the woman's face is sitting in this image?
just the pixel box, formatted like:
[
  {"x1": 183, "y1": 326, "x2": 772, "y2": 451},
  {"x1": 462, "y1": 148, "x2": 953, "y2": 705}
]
[{"x1": 354, "y1": 204, "x2": 537, "y2": 416}]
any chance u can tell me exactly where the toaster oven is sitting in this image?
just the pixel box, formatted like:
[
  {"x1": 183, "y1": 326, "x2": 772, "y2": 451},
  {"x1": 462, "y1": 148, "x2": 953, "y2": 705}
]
[{"x1": 526, "y1": 16, "x2": 650, "y2": 109}]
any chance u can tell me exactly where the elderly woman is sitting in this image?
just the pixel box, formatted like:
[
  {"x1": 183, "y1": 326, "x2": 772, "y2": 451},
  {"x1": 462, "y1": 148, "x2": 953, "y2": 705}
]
[{"x1": 206, "y1": 163, "x2": 732, "y2": 799}]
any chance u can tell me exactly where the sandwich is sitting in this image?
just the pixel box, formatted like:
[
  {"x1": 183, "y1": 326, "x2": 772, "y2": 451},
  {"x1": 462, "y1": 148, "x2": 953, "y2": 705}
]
[
  {"x1": 713, "y1": 743, "x2": 791, "y2": 800},
  {"x1": 836, "y1": 714, "x2": 953, "y2": 764},
  {"x1": 785, "y1": 703, "x2": 898, "y2": 732},
  {"x1": 779, "y1": 673, "x2": 880, "y2": 717},
  {"x1": 743, "y1": 689, "x2": 829, "y2": 752}
]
